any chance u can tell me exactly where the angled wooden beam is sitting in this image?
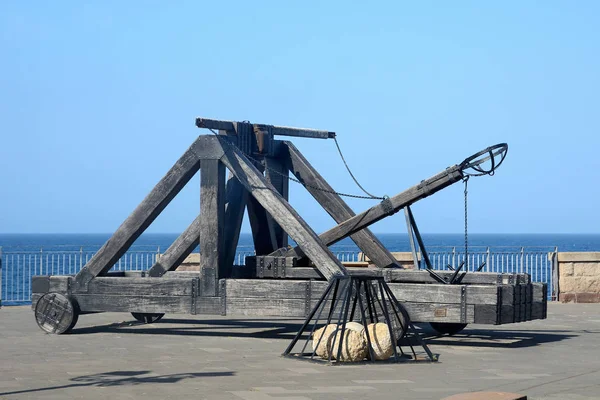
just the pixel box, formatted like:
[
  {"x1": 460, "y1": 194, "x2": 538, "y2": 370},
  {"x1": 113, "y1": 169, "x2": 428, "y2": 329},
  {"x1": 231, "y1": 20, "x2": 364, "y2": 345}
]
[
  {"x1": 285, "y1": 166, "x2": 465, "y2": 258},
  {"x1": 147, "y1": 215, "x2": 201, "y2": 277},
  {"x1": 218, "y1": 137, "x2": 348, "y2": 279},
  {"x1": 74, "y1": 137, "x2": 207, "y2": 290},
  {"x1": 281, "y1": 141, "x2": 398, "y2": 267},
  {"x1": 222, "y1": 174, "x2": 248, "y2": 271},
  {"x1": 265, "y1": 155, "x2": 289, "y2": 248},
  {"x1": 199, "y1": 158, "x2": 226, "y2": 296}
]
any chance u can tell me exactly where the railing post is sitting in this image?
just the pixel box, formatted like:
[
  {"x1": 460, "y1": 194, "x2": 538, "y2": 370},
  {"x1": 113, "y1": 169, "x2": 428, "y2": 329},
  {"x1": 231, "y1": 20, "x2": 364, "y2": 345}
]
[
  {"x1": 520, "y1": 247, "x2": 525, "y2": 274},
  {"x1": 452, "y1": 246, "x2": 456, "y2": 269},
  {"x1": 486, "y1": 247, "x2": 490, "y2": 273},
  {"x1": 39, "y1": 247, "x2": 43, "y2": 276},
  {"x1": 79, "y1": 246, "x2": 83, "y2": 273},
  {"x1": 0, "y1": 246, "x2": 3, "y2": 308},
  {"x1": 552, "y1": 246, "x2": 559, "y2": 301}
]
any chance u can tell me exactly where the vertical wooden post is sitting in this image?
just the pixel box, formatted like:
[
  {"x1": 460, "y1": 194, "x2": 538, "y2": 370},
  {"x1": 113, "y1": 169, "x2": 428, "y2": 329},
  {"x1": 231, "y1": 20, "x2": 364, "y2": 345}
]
[
  {"x1": 265, "y1": 156, "x2": 289, "y2": 248},
  {"x1": 199, "y1": 159, "x2": 225, "y2": 296},
  {"x1": 246, "y1": 162, "x2": 278, "y2": 255}
]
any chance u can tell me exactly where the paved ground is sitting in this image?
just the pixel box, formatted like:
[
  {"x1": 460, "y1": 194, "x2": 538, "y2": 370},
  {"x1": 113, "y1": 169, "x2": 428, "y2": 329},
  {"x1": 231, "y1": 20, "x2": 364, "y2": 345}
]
[{"x1": 1, "y1": 303, "x2": 599, "y2": 400}]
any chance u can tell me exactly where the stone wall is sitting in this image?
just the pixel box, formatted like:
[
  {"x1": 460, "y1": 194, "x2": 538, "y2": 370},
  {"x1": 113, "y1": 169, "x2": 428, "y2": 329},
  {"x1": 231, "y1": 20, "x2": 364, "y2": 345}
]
[{"x1": 558, "y1": 252, "x2": 600, "y2": 303}]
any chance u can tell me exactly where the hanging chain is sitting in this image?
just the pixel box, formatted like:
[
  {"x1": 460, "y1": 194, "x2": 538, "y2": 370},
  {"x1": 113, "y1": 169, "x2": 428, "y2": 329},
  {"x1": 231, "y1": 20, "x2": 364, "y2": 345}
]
[
  {"x1": 208, "y1": 129, "x2": 384, "y2": 200},
  {"x1": 463, "y1": 176, "x2": 469, "y2": 270}
]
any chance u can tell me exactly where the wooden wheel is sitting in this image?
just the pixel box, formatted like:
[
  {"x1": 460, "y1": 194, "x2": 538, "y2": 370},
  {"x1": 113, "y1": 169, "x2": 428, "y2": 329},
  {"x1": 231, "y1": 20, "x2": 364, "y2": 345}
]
[
  {"x1": 429, "y1": 322, "x2": 467, "y2": 336},
  {"x1": 35, "y1": 293, "x2": 79, "y2": 334},
  {"x1": 131, "y1": 313, "x2": 165, "y2": 324}
]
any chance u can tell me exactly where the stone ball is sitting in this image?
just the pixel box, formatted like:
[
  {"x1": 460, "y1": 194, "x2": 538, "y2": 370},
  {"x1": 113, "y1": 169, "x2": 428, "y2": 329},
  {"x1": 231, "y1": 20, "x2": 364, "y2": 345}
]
[
  {"x1": 312, "y1": 324, "x2": 338, "y2": 358},
  {"x1": 365, "y1": 322, "x2": 395, "y2": 361},
  {"x1": 328, "y1": 328, "x2": 368, "y2": 362}
]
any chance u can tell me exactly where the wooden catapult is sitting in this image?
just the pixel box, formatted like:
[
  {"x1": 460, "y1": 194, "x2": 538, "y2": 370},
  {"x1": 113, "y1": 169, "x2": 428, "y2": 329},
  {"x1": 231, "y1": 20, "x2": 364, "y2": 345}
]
[{"x1": 31, "y1": 118, "x2": 547, "y2": 362}]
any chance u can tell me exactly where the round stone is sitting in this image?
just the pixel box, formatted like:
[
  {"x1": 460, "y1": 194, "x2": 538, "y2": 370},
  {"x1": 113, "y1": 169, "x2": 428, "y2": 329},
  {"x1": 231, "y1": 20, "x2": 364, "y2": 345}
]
[
  {"x1": 365, "y1": 322, "x2": 395, "y2": 360},
  {"x1": 312, "y1": 324, "x2": 338, "y2": 358},
  {"x1": 328, "y1": 328, "x2": 368, "y2": 362}
]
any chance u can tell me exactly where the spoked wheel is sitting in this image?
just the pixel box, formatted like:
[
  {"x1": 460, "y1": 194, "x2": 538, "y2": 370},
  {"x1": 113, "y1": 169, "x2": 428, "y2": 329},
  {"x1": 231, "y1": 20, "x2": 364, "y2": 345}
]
[
  {"x1": 429, "y1": 322, "x2": 467, "y2": 336},
  {"x1": 131, "y1": 313, "x2": 165, "y2": 324},
  {"x1": 35, "y1": 293, "x2": 80, "y2": 334}
]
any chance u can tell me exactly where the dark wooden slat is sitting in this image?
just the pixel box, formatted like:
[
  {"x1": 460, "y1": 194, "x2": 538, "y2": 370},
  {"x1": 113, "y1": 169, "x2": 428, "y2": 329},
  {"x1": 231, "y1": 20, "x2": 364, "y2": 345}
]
[
  {"x1": 86, "y1": 277, "x2": 193, "y2": 296},
  {"x1": 222, "y1": 175, "x2": 248, "y2": 272},
  {"x1": 225, "y1": 298, "x2": 308, "y2": 317},
  {"x1": 225, "y1": 279, "x2": 309, "y2": 299},
  {"x1": 199, "y1": 159, "x2": 226, "y2": 296},
  {"x1": 74, "y1": 137, "x2": 204, "y2": 289},
  {"x1": 74, "y1": 294, "x2": 192, "y2": 313},
  {"x1": 282, "y1": 141, "x2": 398, "y2": 267},
  {"x1": 219, "y1": 137, "x2": 347, "y2": 280},
  {"x1": 265, "y1": 155, "x2": 289, "y2": 248},
  {"x1": 285, "y1": 166, "x2": 464, "y2": 258},
  {"x1": 247, "y1": 196, "x2": 278, "y2": 255},
  {"x1": 148, "y1": 216, "x2": 201, "y2": 277},
  {"x1": 196, "y1": 117, "x2": 335, "y2": 139}
]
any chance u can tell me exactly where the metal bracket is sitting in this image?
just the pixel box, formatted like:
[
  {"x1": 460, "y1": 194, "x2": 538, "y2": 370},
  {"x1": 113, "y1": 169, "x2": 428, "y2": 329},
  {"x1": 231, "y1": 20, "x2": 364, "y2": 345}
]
[
  {"x1": 191, "y1": 277, "x2": 199, "y2": 315},
  {"x1": 256, "y1": 256, "x2": 295, "y2": 278},
  {"x1": 496, "y1": 286, "x2": 503, "y2": 324},
  {"x1": 383, "y1": 268, "x2": 393, "y2": 282},
  {"x1": 460, "y1": 286, "x2": 467, "y2": 324},
  {"x1": 304, "y1": 280, "x2": 312, "y2": 317},
  {"x1": 220, "y1": 279, "x2": 227, "y2": 316}
]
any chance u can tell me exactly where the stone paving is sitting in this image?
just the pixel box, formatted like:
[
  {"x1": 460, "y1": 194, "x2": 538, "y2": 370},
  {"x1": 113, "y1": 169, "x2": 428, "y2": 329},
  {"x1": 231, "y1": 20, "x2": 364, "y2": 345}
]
[{"x1": 1, "y1": 303, "x2": 599, "y2": 400}]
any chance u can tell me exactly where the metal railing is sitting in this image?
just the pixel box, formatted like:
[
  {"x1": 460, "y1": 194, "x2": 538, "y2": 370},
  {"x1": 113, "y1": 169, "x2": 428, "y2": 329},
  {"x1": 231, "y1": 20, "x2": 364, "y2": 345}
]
[{"x1": 0, "y1": 246, "x2": 555, "y2": 305}]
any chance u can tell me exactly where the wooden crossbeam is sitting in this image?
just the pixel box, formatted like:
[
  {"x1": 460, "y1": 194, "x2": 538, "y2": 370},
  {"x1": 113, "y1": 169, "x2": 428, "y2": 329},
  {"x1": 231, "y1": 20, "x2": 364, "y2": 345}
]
[
  {"x1": 196, "y1": 117, "x2": 335, "y2": 139},
  {"x1": 147, "y1": 215, "x2": 200, "y2": 277},
  {"x1": 285, "y1": 167, "x2": 464, "y2": 258},
  {"x1": 281, "y1": 141, "x2": 398, "y2": 267},
  {"x1": 74, "y1": 137, "x2": 205, "y2": 289},
  {"x1": 218, "y1": 137, "x2": 348, "y2": 279}
]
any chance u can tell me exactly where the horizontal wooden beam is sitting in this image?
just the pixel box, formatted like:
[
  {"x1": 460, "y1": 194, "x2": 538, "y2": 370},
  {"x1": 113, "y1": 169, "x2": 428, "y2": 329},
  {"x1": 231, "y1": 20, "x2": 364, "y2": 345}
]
[
  {"x1": 196, "y1": 117, "x2": 335, "y2": 139},
  {"x1": 285, "y1": 166, "x2": 464, "y2": 258}
]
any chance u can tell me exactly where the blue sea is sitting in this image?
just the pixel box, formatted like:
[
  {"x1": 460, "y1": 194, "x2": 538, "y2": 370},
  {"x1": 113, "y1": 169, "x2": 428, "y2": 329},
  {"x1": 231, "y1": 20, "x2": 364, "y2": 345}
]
[
  {"x1": 1, "y1": 233, "x2": 600, "y2": 252},
  {"x1": 1, "y1": 233, "x2": 599, "y2": 305}
]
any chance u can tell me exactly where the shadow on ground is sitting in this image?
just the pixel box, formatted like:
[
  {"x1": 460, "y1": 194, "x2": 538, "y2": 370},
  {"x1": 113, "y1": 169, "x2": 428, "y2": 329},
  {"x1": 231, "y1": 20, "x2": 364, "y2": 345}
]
[
  {"x1": 71, "y1": 317, "x2": 577, "y2": 348},
  {"x1": 0, "y1": 370, "x2": 235, "y2": 397}
]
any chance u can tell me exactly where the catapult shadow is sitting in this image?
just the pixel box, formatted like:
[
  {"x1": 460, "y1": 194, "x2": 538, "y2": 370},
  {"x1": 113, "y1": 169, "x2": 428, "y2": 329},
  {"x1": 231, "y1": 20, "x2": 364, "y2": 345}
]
[
  {"x1": 72, "y1": 318, "x2": 575, "y2": 348},
  {"x1": 73, "y1": 318, "x2": 306, "y2": 340},
  {"x1": 418, "y1": 325, "x2": 576, "y2": 349},
  {"x1": 0, "y1": 370, "x2": 235, "y2": 397}
]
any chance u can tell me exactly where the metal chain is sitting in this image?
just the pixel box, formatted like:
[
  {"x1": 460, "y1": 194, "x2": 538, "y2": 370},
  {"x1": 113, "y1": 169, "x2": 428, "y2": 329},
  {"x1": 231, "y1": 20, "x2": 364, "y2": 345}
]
[
  {"x1": 463, "y1": 176, "x2": 469, "y2": 270},
  {"x1": 208, "y1": 129, "x2": 383, "y2": 200}
]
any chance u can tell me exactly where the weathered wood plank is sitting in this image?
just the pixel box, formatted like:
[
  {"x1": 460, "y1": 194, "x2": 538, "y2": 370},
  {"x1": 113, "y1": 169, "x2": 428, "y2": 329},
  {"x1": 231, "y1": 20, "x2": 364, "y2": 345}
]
[
  {"x1": 283, "y1": 141, "x2": 398, "y2": 268},
  {"x1": 74, "y1": 294, "x2": 192, "y2": 313},
  {"x1": 86, "y1": 277, "x2": 193, "y2": 296},
  {"x1": 225, "y1": 298, "x2": 307, "y2": 317},
  {"x1": 74, "y1": 137, "x2": 205, "y2": 289},
  {"x1": 399, "y1": 302, "x2": 475, "y2": 324},
  {"x1": 219, "y1": 137, "x2": 347, "y2": 280},
  {"x1": 265, "y1": 155, "x2": 289, "y2": 249},
  {"x1": 148, "y1": 215, "x2": 201, "y2": 277},
  {"x1": 285, "y1": 166, "x2": 464, "y2": 258},
  {"x1": 199, "y1": 159, "x2": 226, "y2": 296},
  {"x1": 226, "y1": 279, "x2": 309, "y2": 299},
  {"x1": 474, "y1": 304, "x2": 501, "y2": 324}
]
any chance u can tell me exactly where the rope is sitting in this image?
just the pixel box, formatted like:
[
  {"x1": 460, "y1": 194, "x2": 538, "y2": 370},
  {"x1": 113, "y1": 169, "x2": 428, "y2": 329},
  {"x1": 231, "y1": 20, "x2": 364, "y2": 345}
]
[
  {"x1": 463, "y1": 176, "x2": 469, "y2": 270},
  {"x1": 208, "y1": 129, "x2": 384, "y2": 200},
  {"x1": 333, "y1": 136, "x2": 383, "y2": 200}
]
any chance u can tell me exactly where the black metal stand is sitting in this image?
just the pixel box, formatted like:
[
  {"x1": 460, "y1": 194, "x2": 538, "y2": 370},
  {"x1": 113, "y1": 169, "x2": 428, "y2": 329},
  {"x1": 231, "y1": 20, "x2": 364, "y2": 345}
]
[{"x1": 283, "y1": 276, "x2": 438, "y2": 364}]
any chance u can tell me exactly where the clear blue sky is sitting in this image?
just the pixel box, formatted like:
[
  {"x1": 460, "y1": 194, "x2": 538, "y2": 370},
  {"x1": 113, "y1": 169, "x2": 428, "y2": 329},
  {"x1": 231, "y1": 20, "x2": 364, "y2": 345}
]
[{"x1": 1, "y1": 1, "x2": 599, "y2": 234}]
